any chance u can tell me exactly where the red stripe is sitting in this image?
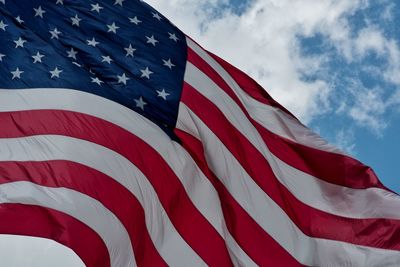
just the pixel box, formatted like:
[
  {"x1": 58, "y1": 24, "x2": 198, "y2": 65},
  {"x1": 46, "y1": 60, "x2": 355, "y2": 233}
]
[
  {"x1": 181, "y1": 84, "x2": 400, "y2": 251},
  {"x1": 0, "y1": 110, "x2": 233, "y2": 267},
  {"x1": 0, "y1": 160, "x2": 166, "y2": 267},
  {"x1": 252, "y1": 122, "x2": 387, "y2": 190},
  {"x1": 209, "y1": 52, "x2": 296, "y2": 118},
  {"x1": 187, "y1": 47, "x2": 387, "y2": 190},
  {"x1": 0, "y1": 203, "x2": 110, "y2": 267},
  {"x1": 175, "y1": 129, "x2": 303, "y2": 266}
]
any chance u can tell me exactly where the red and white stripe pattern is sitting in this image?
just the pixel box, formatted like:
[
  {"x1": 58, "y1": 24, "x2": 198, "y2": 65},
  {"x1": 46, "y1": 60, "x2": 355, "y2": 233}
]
[
  {"x1": 1, "y1": 36, "x2": 400, "y2": 267},
  {"x1": 176, "y1": 37, "x2": 400, "y2": 266}
]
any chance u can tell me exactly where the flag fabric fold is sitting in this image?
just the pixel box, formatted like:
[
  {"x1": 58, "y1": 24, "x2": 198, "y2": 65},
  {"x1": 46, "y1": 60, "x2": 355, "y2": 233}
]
[{"x1": 0, "y1": 1, "x2": 399, "y2": 266}]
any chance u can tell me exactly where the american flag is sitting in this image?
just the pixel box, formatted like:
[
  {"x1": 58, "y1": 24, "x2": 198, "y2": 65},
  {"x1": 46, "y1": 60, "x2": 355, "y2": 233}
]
[{"x1": 0, "y1": 0, "x2": 399, "y2": 266}]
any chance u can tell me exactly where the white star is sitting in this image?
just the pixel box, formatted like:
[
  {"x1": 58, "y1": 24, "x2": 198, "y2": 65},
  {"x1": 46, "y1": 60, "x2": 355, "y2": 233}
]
[
  {"x1": 91, "y1": 3, "x2": 103, "y2": 13},
  {"x1": 50, "y1": 67, "x2": 63, "y2": 78},
  {"x1": 101, "y1": 55, "x2": 113, "y2": 64},
  {"x1": 129, "y1": 16, "x2": 141, "y2": 25},
  {"x1": 32, "y1": 52, "x2": 44, "y2": 63},
  {"x1": 67, "y1": 48, "x2": 78, "y2": 60},
  {"x1": 163, "y1": 59, "x2": 175, "y2": 70},
  {"x1": 34, "y1": 6, "x2": 46, "y2": 18},
  {"x1": 15, "y1": 16, "x2": 24, "y2": 24},
  {"x1": 134, "y1": 96, "x2": 147, "y2": 110},
  {"x1": 11, "y1": 67, "x2": 23, "y2": 79},
  {"x1": 124, "y1": 44, "x2": 136, "y2": 57},
  {"x1": 14, "y1": 37, "x2": 27, "y2": 48},
  {"x1": 146, "y1": 35, "x2": 158, "y2": 46},
  {"x1": 140, "y1": 67, "x2": 153, "y2": 79},
  {"x1": 152, "y1": 12, "x2": 161, "y2": 21},
  {"x1": 71, "y1": 14, "x2": 81, "y2": 26},
  {"x1": 107, "y1": 22, "x2": 119, "y2": 34},
  {"x1": 0, "y1": 20, "x2": 8, "y2": 31},
  {"x1": 87, "y1": 37, "x2": 99, "y2": 47},
  {"x1": 168, "y1": 32, "x2": 179, "y2": 42},
  {"x1": 0, "y1": 53, "x2": 5, "y2": 61},
  {"x1": 0, "y1": 0, "x2": 4, "y2": 5},
  {"x1": 56, "y1": 0, "x2": 64, "y2": 4},
  {"x1": 49, "y1": 28, "x2": 61, "y2": 39},
  {"x1": 114, "y1": 0, "x2": 124, "y2": 6},
  {"x1": 91, "y1": 77, "x2": 103, "y2": 86},
  {"x1": 157, "y1": 89, "x2": 170, "y2": 100},
  {"x1": 117, "y1": 73, "x2": 130, "y2": 85}
]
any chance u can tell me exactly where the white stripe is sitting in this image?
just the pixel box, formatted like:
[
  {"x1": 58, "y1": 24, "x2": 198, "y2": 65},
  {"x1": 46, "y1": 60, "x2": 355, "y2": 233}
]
[
  {"x1": 0, "y1": 181, "x2": 135, "y2": 267},
  {"x1": 0, "y1": 88, "x2": 254, "y2": 265},
  {"x1": 177, "y1": 103, "x2": 400, "y2": 266},
  {"x1": 0, "y1": 134, "x2": 205, "y2": 267},
  {"x1": 184, "y1": 61, "x2": 400, "y2": 220},
  {"x1": 186, "y1": 37, "x2": 342, "y2": 155}
]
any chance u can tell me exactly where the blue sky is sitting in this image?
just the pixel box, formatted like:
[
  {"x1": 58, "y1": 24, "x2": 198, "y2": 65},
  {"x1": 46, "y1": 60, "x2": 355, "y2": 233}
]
[{"x1": 149, "y1": 0, "x2": 399, "y2": 193}]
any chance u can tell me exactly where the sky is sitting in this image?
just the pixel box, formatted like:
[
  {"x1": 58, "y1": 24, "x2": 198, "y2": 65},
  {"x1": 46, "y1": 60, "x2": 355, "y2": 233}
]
[{"x1": 1, "y1": 0, "x2": 399, "y2": 266}]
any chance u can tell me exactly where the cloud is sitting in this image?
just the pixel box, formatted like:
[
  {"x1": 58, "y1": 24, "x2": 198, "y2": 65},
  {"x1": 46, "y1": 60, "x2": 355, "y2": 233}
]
[
  {"x1": 352, "y1": 25, "x2": 400, "y2": 86},
  {"x1": 388, "y1": 89, "x2": 400, "y2": 107},
  {"x1": 333, "y1": 128, "x2": 356, "y2": 155},
  {"x1": 355, "y1": 27, "x2": 386, "y2": 56},
  {"x1": 384, "y1": 39, "x2": 400, "y2": 85},
  {"x1": 381, "y1": 2, "x2": 395, "y2": 21},
  {"x1": 348, "y1": 86, "x2": 388, "y2": 136}
]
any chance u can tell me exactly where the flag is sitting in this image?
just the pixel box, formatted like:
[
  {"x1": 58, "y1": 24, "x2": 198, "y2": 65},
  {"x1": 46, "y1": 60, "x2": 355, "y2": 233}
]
[{"x1": 0, "y1": 0, "x2": 399, "y2": 266}]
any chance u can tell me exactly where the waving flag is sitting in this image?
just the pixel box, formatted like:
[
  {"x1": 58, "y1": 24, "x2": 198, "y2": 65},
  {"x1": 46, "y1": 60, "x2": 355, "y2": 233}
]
[{"x1": 0, "y1": 0, "x2": 399, "y2": 266}]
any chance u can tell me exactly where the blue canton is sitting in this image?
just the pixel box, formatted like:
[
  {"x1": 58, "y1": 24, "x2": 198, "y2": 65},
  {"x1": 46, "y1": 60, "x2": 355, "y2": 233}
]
[{"x1": 0, "y1": 0, "x2": 187, "y2": 138}]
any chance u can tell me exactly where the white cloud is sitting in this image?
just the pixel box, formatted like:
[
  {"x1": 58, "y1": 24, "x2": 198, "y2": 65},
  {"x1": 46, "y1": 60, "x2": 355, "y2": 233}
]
[
  {"x1": 333, "y1": 128, "x2": 356, "y2": 155},
  {"x1": 384, "y1": 39, "x2": 400, "y2": 85},
  {"x1": 382, "y1": 2, "x2": 395, "y2": 21},
  {"x1": 348, "y1": 86, "x2": 388, "y2": 135},
  {"x1": 388, "y1": 89, "x2": 400, "y2": 107},
  {"x1": 352, "y1": 26, "x2": 400, "y2": 86},
  {"x1": 355, "y1": 27, "x2": 386, "y2": 56}
]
